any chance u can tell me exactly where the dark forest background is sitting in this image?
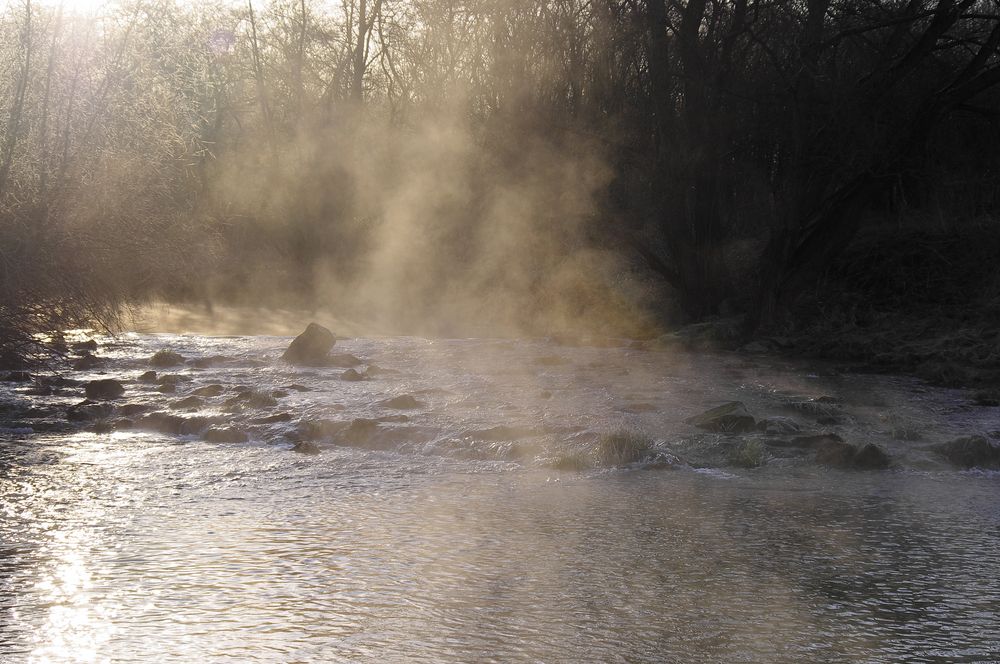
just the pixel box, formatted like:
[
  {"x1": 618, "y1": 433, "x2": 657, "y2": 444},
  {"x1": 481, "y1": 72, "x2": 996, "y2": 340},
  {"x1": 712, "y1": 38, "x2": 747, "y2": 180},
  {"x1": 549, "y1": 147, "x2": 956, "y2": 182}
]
[{"x1": 1, "y1": 0, "x2": 999, "y2": 373}]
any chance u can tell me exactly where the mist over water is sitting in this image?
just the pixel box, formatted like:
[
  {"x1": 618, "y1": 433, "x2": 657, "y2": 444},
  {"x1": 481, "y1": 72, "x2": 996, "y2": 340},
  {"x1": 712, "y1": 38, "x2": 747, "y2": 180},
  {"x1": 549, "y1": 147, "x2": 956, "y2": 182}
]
[
  {"x1": 2, "y1": 0, "x2": 1000, "y2": 660},
  {"x1": 2, "y1": 333, "x2": 999, "y2": 662}
]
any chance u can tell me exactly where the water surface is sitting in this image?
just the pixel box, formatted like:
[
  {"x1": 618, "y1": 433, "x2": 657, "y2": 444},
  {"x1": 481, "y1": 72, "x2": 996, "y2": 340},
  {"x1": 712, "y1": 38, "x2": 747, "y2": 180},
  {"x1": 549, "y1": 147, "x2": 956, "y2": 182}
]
[{"x1": 1, "y1": 334, "x2": 998, "y2": 662}]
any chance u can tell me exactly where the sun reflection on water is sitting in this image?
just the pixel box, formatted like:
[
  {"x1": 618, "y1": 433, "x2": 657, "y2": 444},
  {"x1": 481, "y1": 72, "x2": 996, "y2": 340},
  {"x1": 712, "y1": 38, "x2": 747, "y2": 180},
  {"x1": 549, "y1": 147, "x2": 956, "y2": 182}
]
[{"x1": 6, "y1": 437, "x2": 126, "y2": 664}]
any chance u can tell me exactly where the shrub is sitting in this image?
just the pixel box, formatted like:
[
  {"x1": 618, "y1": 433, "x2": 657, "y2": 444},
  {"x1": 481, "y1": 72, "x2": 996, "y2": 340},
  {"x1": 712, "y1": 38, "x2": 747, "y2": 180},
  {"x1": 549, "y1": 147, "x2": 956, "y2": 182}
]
[
  {"x1": 729, "y1": 440, "x2": 767, "y2": 468},
  {"x1": 595, "y1": 430, "x2": 653, "y2": 467}
]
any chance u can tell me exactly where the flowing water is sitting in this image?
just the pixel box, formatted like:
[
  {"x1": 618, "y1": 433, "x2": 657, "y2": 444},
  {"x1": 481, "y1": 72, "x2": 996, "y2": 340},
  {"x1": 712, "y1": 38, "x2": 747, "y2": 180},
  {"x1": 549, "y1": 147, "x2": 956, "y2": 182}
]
[{"x1": 1, "y1": 333, "x2": 998, "y2": 662}]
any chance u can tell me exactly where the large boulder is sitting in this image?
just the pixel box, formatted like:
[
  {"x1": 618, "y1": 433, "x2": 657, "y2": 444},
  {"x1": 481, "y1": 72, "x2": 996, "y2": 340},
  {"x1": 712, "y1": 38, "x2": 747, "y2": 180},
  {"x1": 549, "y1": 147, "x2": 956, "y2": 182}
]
[
  {"x1": 282, "y1": 323, "x2": 336, "y2": 365},
  {"x1": 85, "y1": 379, "x2": 125, "y2": 400},
  {"x1": 933, "y1": 435, "x2": 1000, "y2": 469},
  {"x1": 685, "y1": 402, "x2": 756, "y2": 433}
]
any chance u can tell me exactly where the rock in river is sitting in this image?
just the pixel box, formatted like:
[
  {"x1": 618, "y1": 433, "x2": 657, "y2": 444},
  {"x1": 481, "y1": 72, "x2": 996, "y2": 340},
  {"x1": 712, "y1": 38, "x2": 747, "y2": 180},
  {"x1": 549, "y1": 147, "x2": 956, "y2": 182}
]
[
  {"x1": 150, "y1": 350, "x2": 185, "y2": 368},
  {"x1": 814, "y1": 437, "x2": 890, "y2": 470},
  {"x1": 204, "y1": 427, "x2": 249, "y2": 444},
  {"x1": 292, "y1": 441, "x2": 321, "y2": 455},
  {"x1": 170, "y1": 396, "x2": 204, "y2": 410},
  {"x1": 341, "y1": 368, "x2": 365, "y2": 382},
  {"x1": 381, "y1": 394, "x2": 424, "y2": 410},
  {"x1": 85, "y1": 379, "x2": 125, "y2": 400},
  {"x1": 282, "y1": 323, "x2": 336, "y2": 366},
  {"x1": 685, "y1": 402, "x2": 756, "y2": 433},
  {"x1": 933, "y1": 435, "x2": 1000, "y2": 469}
]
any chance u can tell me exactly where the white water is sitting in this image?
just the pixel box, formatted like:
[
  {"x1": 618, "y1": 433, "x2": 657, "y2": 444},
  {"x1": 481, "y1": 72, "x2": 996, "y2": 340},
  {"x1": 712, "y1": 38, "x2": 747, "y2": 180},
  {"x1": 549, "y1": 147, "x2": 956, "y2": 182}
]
[{"x1": 1, "y1": 334, "x2": 998, "y2": 662}]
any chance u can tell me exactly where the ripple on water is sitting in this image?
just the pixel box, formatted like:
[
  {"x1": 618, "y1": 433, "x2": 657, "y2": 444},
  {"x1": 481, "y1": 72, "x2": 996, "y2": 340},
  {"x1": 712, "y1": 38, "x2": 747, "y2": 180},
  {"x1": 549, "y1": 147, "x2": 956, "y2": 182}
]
[{"x1": 1, "y1": 334, "x2": 998, "y2": 662}]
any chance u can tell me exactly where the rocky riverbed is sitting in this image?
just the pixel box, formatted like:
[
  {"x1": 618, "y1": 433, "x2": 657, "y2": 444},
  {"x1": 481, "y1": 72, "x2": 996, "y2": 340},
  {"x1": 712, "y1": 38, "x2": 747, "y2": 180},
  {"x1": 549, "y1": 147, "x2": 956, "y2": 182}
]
[
  {"x1": 2, "y1": 325, "x2": 997, "y2": 474},
  {"x1": 2, "y1": 327, "x2": 999, "y2": 662}
]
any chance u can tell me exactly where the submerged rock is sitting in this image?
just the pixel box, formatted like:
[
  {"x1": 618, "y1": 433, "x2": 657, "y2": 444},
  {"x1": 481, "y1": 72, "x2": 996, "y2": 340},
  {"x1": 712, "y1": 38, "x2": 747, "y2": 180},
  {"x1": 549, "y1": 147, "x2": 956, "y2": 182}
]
[
  {"x1": 252, "y1": 412, "x2": 293, "y2": 424},
  {"x1": 150, "y1": 350, "x2": 185, "y2": 368},
  {"x1": 204, "y1": 427, "x2": 249, "y2": 444},
  {"x1": 341, "y1": 368, "x2": 365, "y2": 382},
  {"x1": 190, "y1": 355, "x2": 232, "y2": 369},
  {"x1": 854, "y1": 443, "x2": 891, "y2": 470},
  {"x1": 72, "y1": 354, "x2": 104, "y2": 371},
  {"x1": 685, "y1": 402, "x2": 756, "y2": 433},
  {"x1": 85, "y1": 379, "x2": 125, "y2": 400},
  {"x1": 291, "y1": 441, "x2": 321, "y2": 455},
  {"x1": 814, "y1": 438, "x2": 857, "y2": 467},
  {"x1": 191, "y1": 384, "x2": 225, "y2": 397},
  {"x1": 381, "y1": 394, "x2": 424, "y2": 410},
  {"x1": 72, "y1": 339, "x2": 99, "y2": 353},
  {"x1": 756, "y1": 417, "x2": 803, "y2": 435},
  {"x1": 813, "y1": 437, "x2": 890, "y2": 470},
  {"x1": 282, "y1": 323, "x2": 336, "y2": 365},
  {"x1": 326, "y1": 353, "x2": 363, "y2": 368},
  {"x1": 67, "y1": 400, "x2": 115, "y2": 422},
  {"x1": 0, "y1": 370, "x2": 32, "y2": 382},
  {"x1": 223, "y1": 390, "x2": 278, "y2": 410},
  {"x1": 118, "y1": 403, "x2": 152, "y2": 417},
  {"x1": 933, "y1": 435, "x2": 1000, "y2": 469},
  {"x1": 170, "y1": 396, "x2": 204, "y2": 410},
  {"x1": 138, "y1": 371, "x2": 158, "y2": 383}
]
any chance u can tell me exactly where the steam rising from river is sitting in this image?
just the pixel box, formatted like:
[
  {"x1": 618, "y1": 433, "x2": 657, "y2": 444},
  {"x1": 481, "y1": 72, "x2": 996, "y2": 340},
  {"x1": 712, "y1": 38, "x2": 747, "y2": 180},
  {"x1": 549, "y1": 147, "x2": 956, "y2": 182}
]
[{"x1": 202, "y1": 108, "x2": 661, "y2": 338}]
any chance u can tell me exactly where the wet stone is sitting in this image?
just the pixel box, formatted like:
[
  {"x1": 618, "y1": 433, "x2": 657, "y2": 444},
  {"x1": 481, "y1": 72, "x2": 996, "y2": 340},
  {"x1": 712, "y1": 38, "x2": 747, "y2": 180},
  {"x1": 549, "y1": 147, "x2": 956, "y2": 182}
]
[
  {"x1": 933, "y1": 435, "x2": 1000, "y2": 469},
  {"x1": 117, "y1": 403, "x2": 150, "y2": 417},
  {"x1": 72, "y1": 355, "x2": 105, "y2": 371},
  {"x1": 190, "y1": 355, "x2": 232, "y2": 369},
  {"x1": 854, "y1": 443, "x2": 891, "y2": 470},
  {"x1": 223, "y1": 390, "x2": 278, "y2": 409},
  {"x1": 150, "y1": 350, "x2": 185, "y2": 368},
  {"x1": 814, "y1": 438, "x2": 856, "y2": 467},
  {"x1": 381, "y1": 395, "x2": 424, "y2": 410},
  {"x1": 756, "y1": 417, "x2": 803, "y2": 435},
  {"x1": 685, "y1": 402, "x2": 756, "y2": 434},
  {"x1": 170, "y1": 396, "x2": 204, "y2": 410},
  {"x1": 191, "y1": 384, "x2": 225, "y2": 397},
  {"x1": 253, "y1": 413, "x2": 293, "y2": 424},
  {"x1": 282, "y1": 323, "x2": 336, "y2": 366},
  {"x1": 204, "y1": 427, "x2": 249, "y2": 444},
  {"x1": 341, "y1": 369, "x2": 365, "y2": 382},
  {"x1": 291, "y1": 441, "x2": 321, "y2": 455},
  {"x1": 138, "y1": 371, "x2": 158, "y2": 383},
  {"x1": 67, "y1": 401, "x2": 115, "y2": 422},
  {"x1": 326, "y1": 353, "x2": 363, "y2": 368},
  {"x1": 72, "y1": 339, "x2": 99, "y2": 353},
  {"x1": 85, "y1": 379, "x2": 125, "y2": 400}
]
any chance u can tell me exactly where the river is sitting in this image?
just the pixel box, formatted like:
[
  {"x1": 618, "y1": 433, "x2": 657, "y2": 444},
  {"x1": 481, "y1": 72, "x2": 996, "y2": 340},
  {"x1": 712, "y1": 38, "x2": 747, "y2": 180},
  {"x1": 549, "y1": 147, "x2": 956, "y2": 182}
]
[{"x1": 1, "y1": 333, "x2": 998, "y2": 662}]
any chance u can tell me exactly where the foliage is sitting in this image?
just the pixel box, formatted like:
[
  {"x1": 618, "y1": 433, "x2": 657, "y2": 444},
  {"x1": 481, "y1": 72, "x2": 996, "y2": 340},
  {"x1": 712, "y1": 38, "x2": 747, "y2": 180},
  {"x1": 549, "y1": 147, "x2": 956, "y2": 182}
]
[
  {"x1": 1, "y1": 0, "x2": 1000, "y2": 361},
  {"x1": 729, "y1": 440, "x2": 766, "y2": 469},
  {"x1": 595, "y1": 430, "x2": 653, "y2": 466}
]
